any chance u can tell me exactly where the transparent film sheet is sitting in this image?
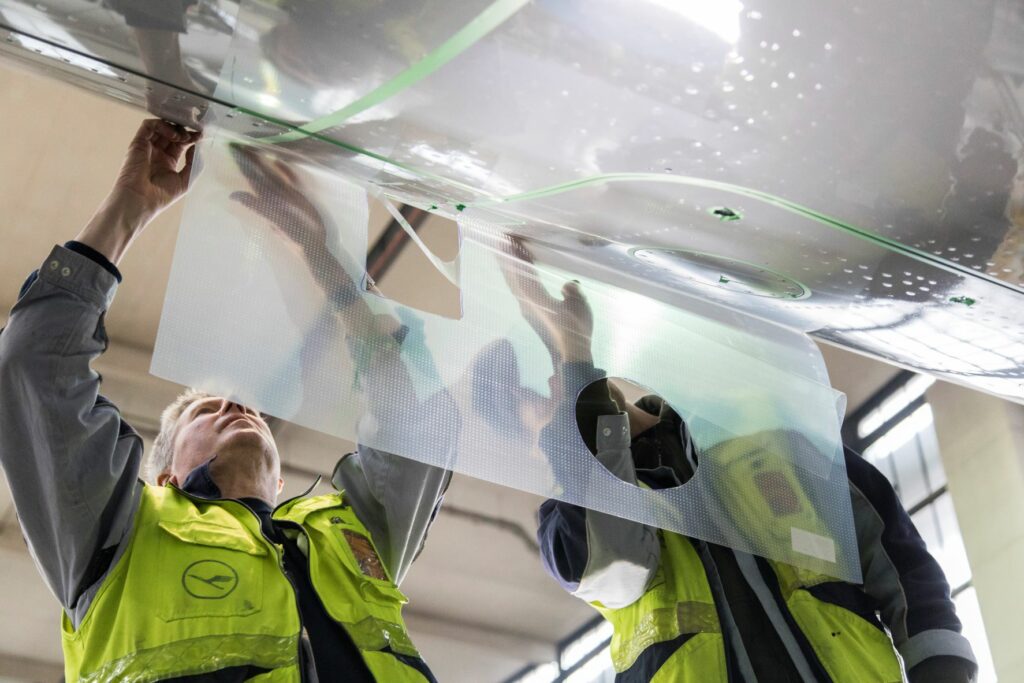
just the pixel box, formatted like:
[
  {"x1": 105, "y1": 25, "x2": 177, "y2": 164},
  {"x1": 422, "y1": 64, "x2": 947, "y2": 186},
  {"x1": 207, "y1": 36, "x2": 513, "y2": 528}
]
[
  {"x1": 3, "y1": 0, "x2": 1023, "y2": 403},
  {"x1": 153, "y1": 133, "x2": 860, "y2": 580}
]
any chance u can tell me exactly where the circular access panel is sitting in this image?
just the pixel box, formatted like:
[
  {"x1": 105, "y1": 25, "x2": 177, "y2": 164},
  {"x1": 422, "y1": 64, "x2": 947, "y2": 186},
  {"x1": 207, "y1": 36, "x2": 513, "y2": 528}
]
[{"x1": 630, "y1": 248, "x2": 810, "y2": 299}]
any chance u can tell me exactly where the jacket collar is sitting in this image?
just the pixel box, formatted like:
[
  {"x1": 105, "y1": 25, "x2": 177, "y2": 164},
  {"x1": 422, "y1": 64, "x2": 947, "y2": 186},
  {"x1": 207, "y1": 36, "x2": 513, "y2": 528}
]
[
  {"x1": 181, "y1": 461, "x2": 222, "y2": 499},
  {"x1": 179, "y1": 459, "x2": 321, "y2": 516}
]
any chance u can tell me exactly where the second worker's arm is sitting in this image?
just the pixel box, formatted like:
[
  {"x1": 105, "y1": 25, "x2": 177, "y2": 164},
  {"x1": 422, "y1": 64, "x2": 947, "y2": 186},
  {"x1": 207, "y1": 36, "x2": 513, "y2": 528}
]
[
  {"x1": 232, "y1": 145, "x2": 453, "y2": 585},
  {"x1": 536, "y1": 357, "x2": 662, "y2": 608},
  {"x1": 498, "y1": 250, "x2": 661, "y2": 609}
]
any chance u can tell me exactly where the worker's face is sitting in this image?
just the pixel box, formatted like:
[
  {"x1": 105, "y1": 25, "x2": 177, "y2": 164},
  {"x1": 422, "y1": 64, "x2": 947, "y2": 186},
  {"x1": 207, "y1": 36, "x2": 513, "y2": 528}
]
[{"x1": 159, "y1": 397, "x2": 282, "y2": 493}]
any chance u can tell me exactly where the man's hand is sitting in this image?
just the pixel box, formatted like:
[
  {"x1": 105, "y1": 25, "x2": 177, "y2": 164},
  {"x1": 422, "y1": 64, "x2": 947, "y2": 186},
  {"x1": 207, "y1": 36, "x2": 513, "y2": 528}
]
[
  {"x1": 500, "y1": 235, "x2": 594, "y2": 364},
  {"x1": 558, "y1": 280, "x2": 594, "y2": 362},
  {"x1": 229, "y1": 144, "x2": 395, "y2": 333},
  {"x1": 75, "y1": 119, "x2": 200, "y2": 265},
  {"x1": 113, "y1": 119, "x2": 200, "y2": 217}
]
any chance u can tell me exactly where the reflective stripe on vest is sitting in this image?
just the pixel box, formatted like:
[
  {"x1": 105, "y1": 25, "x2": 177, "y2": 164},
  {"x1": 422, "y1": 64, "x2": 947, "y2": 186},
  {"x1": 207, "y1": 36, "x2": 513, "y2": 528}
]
[{"x1": 61, "y1": 485, "x2": 426, "y2": 683}]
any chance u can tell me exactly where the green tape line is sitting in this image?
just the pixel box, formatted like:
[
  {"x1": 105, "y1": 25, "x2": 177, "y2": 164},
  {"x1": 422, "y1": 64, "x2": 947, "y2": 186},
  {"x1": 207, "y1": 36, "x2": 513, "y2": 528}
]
[
  {"x1": 263, "y1": 0, "x2": 529, "y2": 143},
  {"x1": 245, "y1": 103, "x2": 1012, "y2": 297},
  {"x1": 239, "y1": 105, "x2": 489, "y2": 200},
  {"x1": 472, "y1": 172, "x2": 1019, "y2": 297},
  {"x1": 2, "y1": 9, "x2": 1010, "y2": 297}
]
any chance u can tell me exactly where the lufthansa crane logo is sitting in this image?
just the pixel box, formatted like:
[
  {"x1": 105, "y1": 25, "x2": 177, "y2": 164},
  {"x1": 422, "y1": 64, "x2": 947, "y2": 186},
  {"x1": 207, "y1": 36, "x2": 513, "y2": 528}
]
[{"x1": 182, "y1": 560, "x2": 239, "y2": 599}]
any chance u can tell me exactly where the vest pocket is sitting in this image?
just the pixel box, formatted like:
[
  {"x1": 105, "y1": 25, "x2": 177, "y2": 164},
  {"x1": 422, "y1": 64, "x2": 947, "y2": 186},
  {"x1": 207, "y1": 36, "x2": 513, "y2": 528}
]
[
  {"x1": 310, "y1": 513, "x2": 407, "y2": 607},
  {"x1": 155, "y1": 519, "x2": 267, "y2": 622},
  {"x1": 788, "y1": 590, "x2": 903, "y2": 683}
]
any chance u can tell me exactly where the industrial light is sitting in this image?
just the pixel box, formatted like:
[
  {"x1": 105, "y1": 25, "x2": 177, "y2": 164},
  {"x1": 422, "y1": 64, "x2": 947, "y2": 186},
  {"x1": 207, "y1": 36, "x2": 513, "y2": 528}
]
[{"x1": 857, "y1": 374, "x2": 936, "y2": 438}]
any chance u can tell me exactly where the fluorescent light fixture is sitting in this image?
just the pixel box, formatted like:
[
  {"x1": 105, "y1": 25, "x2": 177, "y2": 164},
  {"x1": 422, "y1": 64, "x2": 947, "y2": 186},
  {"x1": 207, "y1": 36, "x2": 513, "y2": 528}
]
[
  {"x1": 565, "y1": 646, "x2": 614, "y2": 683},
  {"x1": 560, "y1": 620, "x2": 614, "y2": 671},
  {"x1": 857, "y1": 374, "x2": 936, "y2": 438},
  {"x1": 514, "y1": 662, "x2": 559, "y2": 683},
  {"x1": 864, "y1": 403, "x2": 934, "y2": 459}
]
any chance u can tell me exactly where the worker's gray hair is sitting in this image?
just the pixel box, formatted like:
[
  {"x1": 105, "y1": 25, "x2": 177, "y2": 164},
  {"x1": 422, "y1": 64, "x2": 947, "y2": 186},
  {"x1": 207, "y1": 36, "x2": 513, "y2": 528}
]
[{"x1": 144, "y1": 388, "x2": 215, "y2": 483}]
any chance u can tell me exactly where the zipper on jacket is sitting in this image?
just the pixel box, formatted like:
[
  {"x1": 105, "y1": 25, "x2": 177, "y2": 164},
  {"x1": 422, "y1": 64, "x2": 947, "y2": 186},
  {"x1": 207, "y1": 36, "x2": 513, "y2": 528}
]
[
  {"x1": 275, "y1": 518, "x2": 398, "y2": 679},
  {"x1": 275, "y1": 515, "x2": 436, "y2": 683},
  {"x1": 258, "y1": 521, "x2": 318, "y2": 683}
]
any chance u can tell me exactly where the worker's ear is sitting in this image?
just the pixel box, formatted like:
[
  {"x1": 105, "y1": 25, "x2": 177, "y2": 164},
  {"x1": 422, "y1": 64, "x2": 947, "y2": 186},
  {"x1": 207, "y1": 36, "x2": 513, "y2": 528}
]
[
  {"x1": 277, "y1": 478, "x2": 284, "y2": 494},
  {"x1": 156, "y1": 471, "x2": 176, "y2": 487}
]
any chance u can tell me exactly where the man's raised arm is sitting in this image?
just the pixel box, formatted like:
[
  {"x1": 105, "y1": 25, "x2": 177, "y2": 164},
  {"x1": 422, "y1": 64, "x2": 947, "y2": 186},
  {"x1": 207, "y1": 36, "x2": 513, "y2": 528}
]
[
  {"x1": 0, "y1": 120, "x2": 198, "y2": 615},
  {"x1": 495, "y1": 239, "x2": 661, "y2": 609}
]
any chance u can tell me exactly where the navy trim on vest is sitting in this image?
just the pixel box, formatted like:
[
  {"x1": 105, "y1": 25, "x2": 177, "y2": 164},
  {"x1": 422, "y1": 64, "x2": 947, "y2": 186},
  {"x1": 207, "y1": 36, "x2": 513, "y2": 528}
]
[
  {"x1": 614, "y1": 632, "x2": 697, "y2": 683},
  {"x1": 390, "y1": 649, "x2": 437, "y2": 683},
  {"x1": 691, "y1": 539, "x2": 743, "y2": 683},
  {"x1": 806, "y1": 582, "x2": 887, "y2": 633}
]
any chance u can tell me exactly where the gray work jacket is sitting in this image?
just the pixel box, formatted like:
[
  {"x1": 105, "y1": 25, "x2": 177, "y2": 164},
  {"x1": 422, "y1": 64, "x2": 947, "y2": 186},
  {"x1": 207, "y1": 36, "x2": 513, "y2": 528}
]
[{"x1": 0, "y1": 245, "x2": 452, "y2": 629}]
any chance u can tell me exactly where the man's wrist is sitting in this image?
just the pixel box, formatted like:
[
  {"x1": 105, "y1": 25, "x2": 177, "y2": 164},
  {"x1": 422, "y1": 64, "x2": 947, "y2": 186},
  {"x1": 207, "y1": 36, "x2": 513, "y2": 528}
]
[
  {"x1": 73, "y1": 192, "x2": 154, "y2": 266},
  {"x1": 563, "y1": 347, "x2": 593, "y2": 364},
  {"x1": 64, "y1": 241, "x2": 123, "y2": 282},
  {"x1": 103, "y1": 189, "x2": 158, "y2": 230}
]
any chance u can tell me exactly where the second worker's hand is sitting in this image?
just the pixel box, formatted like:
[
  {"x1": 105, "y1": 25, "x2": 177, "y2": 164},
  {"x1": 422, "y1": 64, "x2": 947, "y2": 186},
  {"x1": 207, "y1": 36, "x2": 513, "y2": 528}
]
[
  {"x1": 228, "y1": 143, "x2": 328, "y2": 254},
  {"x1": 229, "y1": 143, "x2": 387, "y2": 327},
  {"x1": 500, "y1": 235, "x2": 595, "y2": 364},
  {"x1": 558, "y1": 280, "x2": 595, "y2": 363},
  {"x1": 75, "y1": 119, "x2": 201, "y2": 266}
]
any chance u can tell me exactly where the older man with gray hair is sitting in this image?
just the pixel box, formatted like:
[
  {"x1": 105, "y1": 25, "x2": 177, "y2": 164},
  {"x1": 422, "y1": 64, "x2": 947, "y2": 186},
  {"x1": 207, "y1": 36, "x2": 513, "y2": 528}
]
[{"x1": 0, "y1": 119, "x2": 452, "y2": 682}]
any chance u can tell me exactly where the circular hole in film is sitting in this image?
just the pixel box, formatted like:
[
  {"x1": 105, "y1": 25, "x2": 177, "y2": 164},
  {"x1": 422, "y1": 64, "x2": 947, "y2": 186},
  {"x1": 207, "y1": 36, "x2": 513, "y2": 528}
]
[{"x1": 576, "y1": 377, "x2": 695, "y2": 490}]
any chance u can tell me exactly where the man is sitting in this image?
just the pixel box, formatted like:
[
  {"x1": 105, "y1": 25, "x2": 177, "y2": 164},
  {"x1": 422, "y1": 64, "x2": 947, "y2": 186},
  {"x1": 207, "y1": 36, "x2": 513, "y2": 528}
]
[
  {"x1": 501, "y1": 243, "x2": 978, "y2": 682},
  {"x1": 0, "y1": 119, "x2": 452, "y2": 682}
]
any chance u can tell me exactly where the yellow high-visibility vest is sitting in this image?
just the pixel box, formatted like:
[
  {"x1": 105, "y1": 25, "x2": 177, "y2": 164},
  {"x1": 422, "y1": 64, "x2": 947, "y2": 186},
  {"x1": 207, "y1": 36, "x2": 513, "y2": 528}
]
[{"x1": 62, "y1": 484, "x2": 428, "y2": 682}]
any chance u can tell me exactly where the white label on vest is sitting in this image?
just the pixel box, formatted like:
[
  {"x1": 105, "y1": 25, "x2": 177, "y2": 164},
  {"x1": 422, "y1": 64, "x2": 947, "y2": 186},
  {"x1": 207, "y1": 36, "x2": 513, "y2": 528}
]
[{"x1": 790, "y1": 527, "x2": 836, "y2": 563}]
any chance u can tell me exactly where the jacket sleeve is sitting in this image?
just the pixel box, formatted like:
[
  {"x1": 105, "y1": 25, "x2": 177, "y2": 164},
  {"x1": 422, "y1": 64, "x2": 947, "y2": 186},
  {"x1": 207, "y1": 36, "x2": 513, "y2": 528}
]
[
  {"x1": 332, "y1": 317, "x2": 453, "y2": 587},
  {"x1": 536, "y1": 362, "x2": 660, "y2": 609},
  {"x1": 846, "y1": 448, "x2": 977, "y2": 681},
  {"x1": 0, "y1": 245, "x2": 143, "y2": 614}
]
